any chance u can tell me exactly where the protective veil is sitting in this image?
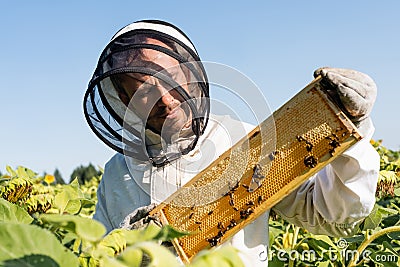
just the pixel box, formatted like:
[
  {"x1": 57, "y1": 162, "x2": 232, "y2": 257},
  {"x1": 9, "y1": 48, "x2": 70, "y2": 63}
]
[{"x1": 84, "y1": 20, "x2": 210, "y2": 167}]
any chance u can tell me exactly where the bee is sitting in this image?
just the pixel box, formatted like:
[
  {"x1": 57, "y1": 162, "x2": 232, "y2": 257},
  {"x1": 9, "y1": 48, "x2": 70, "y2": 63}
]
[
  {"x1": 296, "y1": 135, "x2": 305, "y2": 142},
  {"x1": 212, "y1": 238, "x2": 220, "y2": 246},
  {"x1": 208, "y1": 210, "x2": 214, "y2": 215},
  {"x1": 329, "y1": 139, "x2": 340, "y2": 148},
  {"x1": 195, "y1": 221, "x2": 202, "y2": 225},
  {"x1": 305, "y1": 141, "x2": 313, "y2": 152},
  {"x1": 246, "y1": 200, "x2": 255, "y2": 206},
  {"x1": 240, "y1": 210, "x2": 247, "y2": 219},
  {"x1": 217, "y1": 230, "x2": 225, "y2": 238},
  {"x1": 189, "y1": 212, "x2": 194, "y2": 219},
  {"x1": 229, "y1": 199, "x2": 235, "y2": 206},
  {"x1": 207, "y1": 237, "x2": 219, "y2": 247},
  {"x1": 217, "y1": 222, "x2": 224, "y2": 230},
  {"x1": 240, "y1": 207, "x2": 254, "y2": 219},
  {"x1": 231, "y1": 181, "x2": 240, "y2": 191},
  {"x1": 304, "y1": 155, "x2": 318, "y2": 168},
  {"x1": 258, "y1": 195, "x2": 264, "y2": 204},
  {"x1": 233, "y1": 207, "x2": 239, "y2": 211},
  {"x1": 247, "y1": 207, "x2": 254, "y2": 214}
]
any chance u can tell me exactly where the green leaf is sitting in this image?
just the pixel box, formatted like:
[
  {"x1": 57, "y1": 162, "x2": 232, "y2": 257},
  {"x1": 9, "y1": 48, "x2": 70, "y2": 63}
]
[
  {"x1": 16, "y1": 166, "x2": 29, "y2": 180},
  {"x1": 132, "y1": 241, "x2": 182, "y2": 267},
  {"x1": 269, "y1": 225, "x2": 283, "y2": 247},
  {"x1": 308, "y1": 235, "x2": 337, "y2": 250},
  {"x1": 64, "y1": 199, "x2": 83, "y2": 214},
  {"x1": 382, "y1": 214, "x2": 400, "y2": 228},
  {"x1": 5, "y1": 166, "x2": 17, "y2": 177},
  {"x1": 39, "y1": 214, "x2": 106, "y2": 243},
  {"x1": 80, "y1": 198, "x2": 96, "y2": 208},
  {"x1": 394, "y1": 187, "x2": 400, "y2": 196},
  {"x1": 124, "y1": 222, "x2": 162, "y2": 245},
  {"x1": 117, "y1": 247, "x2": 143, "y2": 267},
  {"x1": 154, "y1": 224, "x2": 189, "y2": 241},
  {"x1": 268, "y1": 256, "x2": 286, "y2": 267},
  {"x1": 53, "y1": 181, "x2": 85, "y2": 214},
  {"x1": 316, "y1": 261, "x2": 333, "y2": 267},
  {"x1": 305, "y1": 236, "x2": 334, "y2": 253},
  {"x1": 189, "y1": 246, "x2": 245, "y2": 267},
  {"x1": 139, "y1": 222, "x2": 161, "y2": 240},
  {"x1": 0, "y1": 198, "x2": 33, "y2": 224},
  {"x1": 25, "y1": 168, "x2": 37, "y2": 179},
  {"x1": 0, "y1": 222, "x2": 79, "y2": 267},
  {"x1": 362, "y1": 204, "x2": 397, "y2": 230},
  {"x1": 94, "y1": 228, "x2": 130, "y2": 258},
  {"x1": 363, "y1": 209, "x2": 382, "y2": 230},
  {"x1": 99, "y1": 256, "x2": 130, "y2": 267}
]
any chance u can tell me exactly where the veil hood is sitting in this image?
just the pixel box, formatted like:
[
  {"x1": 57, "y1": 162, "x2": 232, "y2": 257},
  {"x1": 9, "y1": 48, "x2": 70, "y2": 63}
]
[{"x1": 83, "y1": 20, "x2": 210, "y2": 166}]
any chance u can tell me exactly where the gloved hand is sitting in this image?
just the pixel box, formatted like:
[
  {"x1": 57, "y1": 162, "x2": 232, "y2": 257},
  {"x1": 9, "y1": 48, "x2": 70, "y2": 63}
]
[
  {"x1": 313, "y1": 67, "x2": 377, "y2": 126},
  {"x1": 119, "y1": 203, "x2": 162, "y2": 230}
]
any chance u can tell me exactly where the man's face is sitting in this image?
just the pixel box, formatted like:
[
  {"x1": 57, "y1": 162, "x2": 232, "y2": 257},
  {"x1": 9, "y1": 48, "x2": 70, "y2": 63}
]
[{"x1": 116, "y1": 38, "x2": 192, "y2": 140}]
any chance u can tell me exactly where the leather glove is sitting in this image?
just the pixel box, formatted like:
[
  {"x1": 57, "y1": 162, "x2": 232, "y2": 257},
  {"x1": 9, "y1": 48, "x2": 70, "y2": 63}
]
[
  {"x1": 119, "y1": 203, "x2": 162, "y2": 230},
  {"x1": 313, "y1": 67, "x2": 377, "y2": 126}
]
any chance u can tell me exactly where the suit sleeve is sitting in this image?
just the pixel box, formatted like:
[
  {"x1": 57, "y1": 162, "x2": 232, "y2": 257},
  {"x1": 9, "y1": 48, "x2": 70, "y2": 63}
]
[{"x1": 272, "y1": 118, "x2": 380, "y2": 237}]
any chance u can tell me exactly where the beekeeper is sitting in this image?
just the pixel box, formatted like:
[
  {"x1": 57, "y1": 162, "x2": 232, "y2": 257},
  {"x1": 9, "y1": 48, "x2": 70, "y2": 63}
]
[{"x1": 83, "y1": 19, "x2": 379, "y2": 266}]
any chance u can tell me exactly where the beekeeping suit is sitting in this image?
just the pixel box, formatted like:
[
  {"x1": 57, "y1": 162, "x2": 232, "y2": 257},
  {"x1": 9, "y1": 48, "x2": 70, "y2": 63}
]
[{"x1": 84, "y1": 20, "x2": 379, "y2": 266}]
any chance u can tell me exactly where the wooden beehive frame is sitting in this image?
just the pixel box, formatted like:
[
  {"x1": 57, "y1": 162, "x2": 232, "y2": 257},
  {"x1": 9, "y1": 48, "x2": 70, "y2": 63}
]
[{"x1": 150, "y1": 76, "x2": 362, "y2": 263}]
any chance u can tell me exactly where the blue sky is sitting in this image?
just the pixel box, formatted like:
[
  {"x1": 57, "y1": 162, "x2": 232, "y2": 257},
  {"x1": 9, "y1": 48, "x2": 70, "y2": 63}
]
[{"x1": 0, "y1": 1, "x2": 398, "y2": 181}]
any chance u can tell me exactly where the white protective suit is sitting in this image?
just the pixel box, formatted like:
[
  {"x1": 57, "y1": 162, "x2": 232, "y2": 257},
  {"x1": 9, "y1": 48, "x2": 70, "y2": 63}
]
[{"x1": 93, "y1": 113, "x2": 380, "y2": 266}]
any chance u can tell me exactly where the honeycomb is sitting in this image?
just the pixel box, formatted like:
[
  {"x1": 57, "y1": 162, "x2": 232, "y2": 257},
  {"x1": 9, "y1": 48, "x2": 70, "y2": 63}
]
[{"x1": 150, "y1": 76, "x2": 362, "y2": 263}]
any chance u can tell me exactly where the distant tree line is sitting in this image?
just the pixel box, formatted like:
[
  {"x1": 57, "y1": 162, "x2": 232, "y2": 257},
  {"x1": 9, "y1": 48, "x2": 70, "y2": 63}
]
[
  {"x1": 50, "y1": 163, "x2": 102, "y2": 185},
  {"x1": 1, "y1": 163, "x2": 102, "y2": 185},
  {"x1": 69, "y1": 163, "x2": 102, "y2": 184}
]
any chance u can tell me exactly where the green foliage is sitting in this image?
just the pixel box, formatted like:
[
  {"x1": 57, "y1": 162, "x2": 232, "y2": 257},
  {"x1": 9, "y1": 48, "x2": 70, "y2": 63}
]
[
  {"x1": 70, "y1": 163, "x2": 102, "y2": 185},
  {"x1": 1, "y1": 141, "x2": 399, "y2": 266},
  {"x1": 188, "y1": 246, "x2": 245, "y2": 267},
  {"x1": 372, "y1": 140, "x2": 400, "y2": 198},
  {"x1": 0, "y1": 198, "x2": 33, "y2": 224},
  {"x1": 0, "y1": 165, "x2": 244, "y2": 267},
  {"x1": 0, "y1": 167, "x2": 33, "y2": 203},
  {"x1": 268, "y1": 140, "x2": 400, "y2": 266},
  {"x1": 39, "y1": 214, "x2": 106, "y2": 242},
  {"x1": 0, "y1": 222, "x2": 80, "y2": 267}
]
